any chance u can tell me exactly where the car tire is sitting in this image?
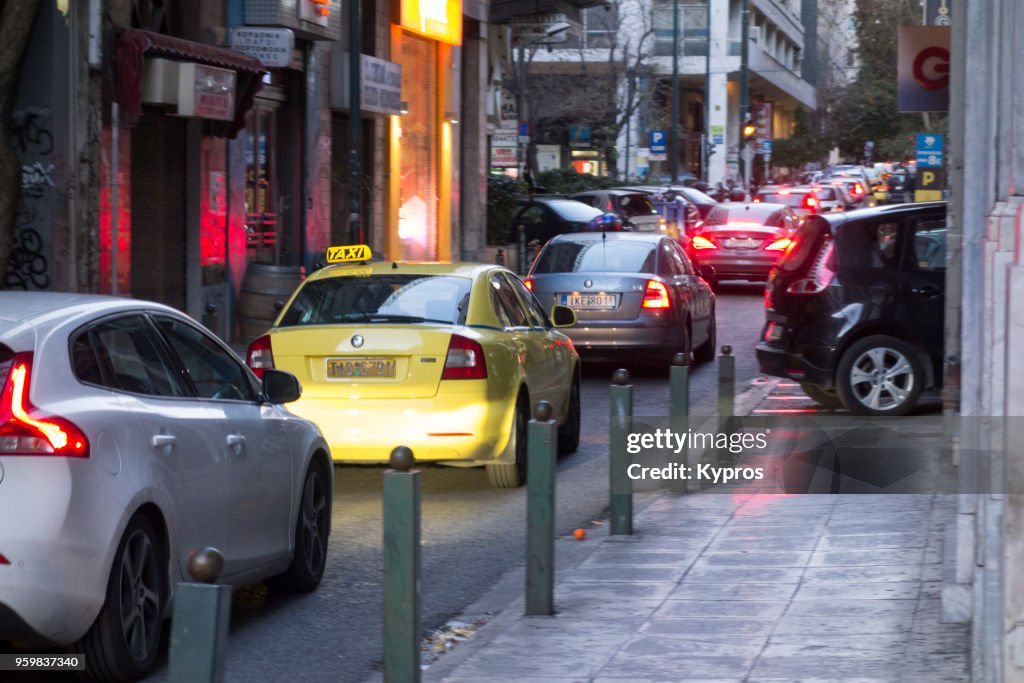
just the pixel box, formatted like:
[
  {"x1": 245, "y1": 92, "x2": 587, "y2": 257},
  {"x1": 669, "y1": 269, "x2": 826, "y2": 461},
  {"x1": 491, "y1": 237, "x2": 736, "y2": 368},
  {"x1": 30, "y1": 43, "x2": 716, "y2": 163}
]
[
  {"x1": 835, "y1": 335, "x2": 925, "y2": 416},
  {"x1": 693, "y1": 309, "x2": 717, "y2": 365},
  {"x1": 558, "y1": 373, "x2": 581, "y2": 454},
  {"x1": 487, "y1": 396, "x2": 528, "y2": 488},
  {"x1": 800, "y1": 383, "x2": 844, "y2": 411},
  {"x1": 275, "y1": 459, "x2": 331, "y2": 592},
  {"x1": 78, "y1": 514, "x2": 166, "y2": 682}
]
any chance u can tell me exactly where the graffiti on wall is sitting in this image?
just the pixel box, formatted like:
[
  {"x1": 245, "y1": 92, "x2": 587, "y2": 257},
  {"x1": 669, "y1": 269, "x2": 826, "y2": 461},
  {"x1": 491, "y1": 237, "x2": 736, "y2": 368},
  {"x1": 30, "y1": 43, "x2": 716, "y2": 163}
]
[{"x1": 6, "y1": 108, "x2": 53, "y2": 290}]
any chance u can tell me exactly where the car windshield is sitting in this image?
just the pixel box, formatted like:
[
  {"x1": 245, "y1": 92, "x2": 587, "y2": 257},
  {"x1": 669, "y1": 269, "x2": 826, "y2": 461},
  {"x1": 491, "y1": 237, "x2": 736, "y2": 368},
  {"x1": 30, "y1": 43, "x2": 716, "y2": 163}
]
[
  {"x1": 724, "y1": 204, "x2": 779, "y2": 223},
  {"x1": 758, "y1": 191, "x2": 808, "y2": 208},
  {"x1": 547, "y1": 200, "x2": 603, "y2": 222},
  {"x1": 813, "y1": 187, "x2": 837, "y2": 201},
  {"x1": 616, "y1": 194, "x2": 657, "y2": 217},
  {"x1": 533, "y1": 239, "x2": 658, "y2": 274},
  {"x1": 279, "y1": 274, "x2": 472, "y2": 326}
]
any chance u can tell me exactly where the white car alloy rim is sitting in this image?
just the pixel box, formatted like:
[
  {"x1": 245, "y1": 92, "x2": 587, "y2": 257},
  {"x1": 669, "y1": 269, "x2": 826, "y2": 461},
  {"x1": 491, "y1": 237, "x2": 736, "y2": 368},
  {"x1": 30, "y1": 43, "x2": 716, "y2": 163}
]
[{"x1": 849, "y1": 346, "x2": 915, "y2": 411}]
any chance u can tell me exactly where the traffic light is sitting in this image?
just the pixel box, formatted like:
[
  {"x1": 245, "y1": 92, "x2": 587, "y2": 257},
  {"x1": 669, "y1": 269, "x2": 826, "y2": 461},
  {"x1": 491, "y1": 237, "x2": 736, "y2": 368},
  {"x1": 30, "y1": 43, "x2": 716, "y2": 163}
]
[{"x1": 742, "y1": 120, "x2": 756, "y2": 143}]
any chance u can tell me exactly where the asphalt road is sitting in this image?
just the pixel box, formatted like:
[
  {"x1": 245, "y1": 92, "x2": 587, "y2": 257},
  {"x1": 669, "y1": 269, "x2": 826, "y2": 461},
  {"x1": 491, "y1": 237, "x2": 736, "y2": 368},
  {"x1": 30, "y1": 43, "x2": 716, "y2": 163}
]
[{"x1": 6, "y1": 283, "x2": 768, "y2": 683}]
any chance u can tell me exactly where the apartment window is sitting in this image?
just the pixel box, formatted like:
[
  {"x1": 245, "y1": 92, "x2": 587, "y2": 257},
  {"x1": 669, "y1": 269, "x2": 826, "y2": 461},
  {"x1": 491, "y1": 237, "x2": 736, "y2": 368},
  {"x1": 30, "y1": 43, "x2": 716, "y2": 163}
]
[
  {"x1": 583, "y1": 5, "x2": 619, "y2": 49},
  {"x1": 653, "y1": 1, "x2": 708, "y2": 57}
]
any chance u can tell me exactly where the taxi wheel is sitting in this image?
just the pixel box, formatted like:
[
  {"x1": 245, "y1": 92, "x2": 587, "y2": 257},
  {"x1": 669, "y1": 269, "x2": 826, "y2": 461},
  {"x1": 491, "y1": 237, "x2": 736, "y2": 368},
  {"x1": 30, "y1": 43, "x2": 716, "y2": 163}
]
[
  {"x1": 557, "y1": 374, "x2": 581, "y2": 454},
  {"x1": 276, "y1": 459, "x2": 330, "y2": 592},
  {"x1": 487, "y1": 398, "x2": 528, "y2": 488},
  {"x1": 79, "y1": 514, "x2": 166, "y2": 682}
]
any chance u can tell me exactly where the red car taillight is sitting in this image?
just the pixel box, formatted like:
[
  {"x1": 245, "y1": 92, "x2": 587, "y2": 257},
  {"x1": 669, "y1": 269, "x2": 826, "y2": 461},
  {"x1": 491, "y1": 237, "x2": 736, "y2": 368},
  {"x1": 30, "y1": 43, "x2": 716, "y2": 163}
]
[
  {"x1": 442, "y1": 334, "x2": 487, "y2": 380},
  {"x1": 690, "y1": 235, "x2": 717, "y2": 250},
  {"x1": 0, "y1": 552, "x2": 8, "y2": 564},
  {"x1": 765, "y1": 237, "x2": 793, "y2": 252},
  {"x1": 803, "y1": 195, "x2": 818, "y2": 211},
  {"x1": 0, "y1": 353, "x2": 89, "y2": 458},
  {"x1": 785, "y1": 241, "x2": 836, "y2": 294},
  {"x1": 524, "y1": 279, "x2": 533, "y2": 291},
  {"x1": 642, "y1": 280, "x2": 671, "y2": 309},
  {"x1": 246, "y1": 335, "x2": 275, "y2": 379}
]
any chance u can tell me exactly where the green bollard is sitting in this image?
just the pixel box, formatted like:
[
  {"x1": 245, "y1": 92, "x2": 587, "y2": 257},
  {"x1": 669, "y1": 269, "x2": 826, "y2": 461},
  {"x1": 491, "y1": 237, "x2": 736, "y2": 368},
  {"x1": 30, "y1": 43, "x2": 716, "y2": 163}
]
[
  {"x1": 383, "y1": 446, "x2": 421, "y2": 683},
  {"x1": 168, "y1": 548, "x2": 232, "y2": 683},
  {"x1": 609, "y1": 369, "x2": 633, "y2": 535},
  {"x1": 669, "y1": 352, "x2": 690, "y2": 494},
  {"x1": 526, "y1": 400, "x2": 557, "y2": 616},
  {"x1": 718, "y1": 345, "x2": 736, "y2": 464},
  {"x1": 517, "y1": 225, "x2": 527, "y2": 275}
]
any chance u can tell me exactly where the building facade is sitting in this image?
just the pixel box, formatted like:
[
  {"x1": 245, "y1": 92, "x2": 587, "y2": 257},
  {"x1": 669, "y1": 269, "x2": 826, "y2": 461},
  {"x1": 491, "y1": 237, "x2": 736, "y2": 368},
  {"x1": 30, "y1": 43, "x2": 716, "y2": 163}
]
[{"x1": 10, "y1": 0, "x2": 488, "y2": 343}]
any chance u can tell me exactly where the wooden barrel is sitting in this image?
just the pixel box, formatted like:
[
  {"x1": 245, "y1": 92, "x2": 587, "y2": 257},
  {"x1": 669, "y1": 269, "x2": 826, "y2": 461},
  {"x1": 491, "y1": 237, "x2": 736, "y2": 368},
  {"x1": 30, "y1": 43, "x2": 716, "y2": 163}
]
[{"x1": 238, "y1": 264, "x2": 305, "y2": 344}]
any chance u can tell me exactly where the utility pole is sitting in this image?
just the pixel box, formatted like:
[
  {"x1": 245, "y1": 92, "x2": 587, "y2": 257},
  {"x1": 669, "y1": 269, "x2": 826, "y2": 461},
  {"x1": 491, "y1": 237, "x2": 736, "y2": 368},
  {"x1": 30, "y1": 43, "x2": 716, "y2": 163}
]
[
  {"x1": 669, "y1": 0, "x2": 680, "y2": 183},
  {"x1": 739, "y1": 0, "x2": 750, "y2": 190},
  {"x1": 348, "y1": 0, "x2": 362, "y2": 244},
  {"x1": 702, "y1": 0, "x2": 711, "y2": 183}
]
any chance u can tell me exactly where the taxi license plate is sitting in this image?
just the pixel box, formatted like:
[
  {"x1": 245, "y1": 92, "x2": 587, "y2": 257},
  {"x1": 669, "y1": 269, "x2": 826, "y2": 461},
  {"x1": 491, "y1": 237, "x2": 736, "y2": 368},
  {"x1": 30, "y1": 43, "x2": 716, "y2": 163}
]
[
  {"x1": 327, "y1": 358, "x2": 396, "y2": 379},
  {"x1": 560, "y1": 293, "x2": 618, "y2": 310},
  {"x1": 723, "y1": 238, "x2": 761, "y2": 249}
]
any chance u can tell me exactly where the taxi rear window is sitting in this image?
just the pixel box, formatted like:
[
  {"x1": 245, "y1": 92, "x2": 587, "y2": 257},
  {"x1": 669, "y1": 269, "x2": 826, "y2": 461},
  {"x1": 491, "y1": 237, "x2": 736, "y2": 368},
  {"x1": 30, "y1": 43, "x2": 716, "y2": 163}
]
[{"x1": 279, "y1": 275, "x2": 472, "y2": 326}]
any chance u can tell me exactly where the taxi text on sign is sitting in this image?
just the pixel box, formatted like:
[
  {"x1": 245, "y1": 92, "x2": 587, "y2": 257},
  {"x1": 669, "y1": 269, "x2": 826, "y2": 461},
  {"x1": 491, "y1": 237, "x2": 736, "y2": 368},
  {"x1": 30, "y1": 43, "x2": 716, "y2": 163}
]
[
  {"x1": 327, "y1": 245, "x2": 373, "y2": 263},
  {"x1": 897, "y1": 26, "x2": 950, "y2": 112}
]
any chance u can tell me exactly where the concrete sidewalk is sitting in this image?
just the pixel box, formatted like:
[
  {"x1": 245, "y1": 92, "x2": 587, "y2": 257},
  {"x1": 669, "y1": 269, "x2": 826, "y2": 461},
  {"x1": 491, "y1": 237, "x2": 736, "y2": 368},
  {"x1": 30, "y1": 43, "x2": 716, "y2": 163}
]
[{"x1": 421, "y1": 380, "x2": 969, "y2": 682}]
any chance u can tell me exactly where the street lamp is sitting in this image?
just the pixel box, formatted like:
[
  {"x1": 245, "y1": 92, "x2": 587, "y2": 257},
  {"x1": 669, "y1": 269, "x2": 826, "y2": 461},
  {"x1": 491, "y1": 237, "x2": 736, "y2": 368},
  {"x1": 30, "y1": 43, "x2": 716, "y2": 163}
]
[
  {"x1": 669, "y1": 0, "x2": 680, "y2": 183},
  {"x1": 514, "y1": 23, "x2": 571, "y2": 185}
]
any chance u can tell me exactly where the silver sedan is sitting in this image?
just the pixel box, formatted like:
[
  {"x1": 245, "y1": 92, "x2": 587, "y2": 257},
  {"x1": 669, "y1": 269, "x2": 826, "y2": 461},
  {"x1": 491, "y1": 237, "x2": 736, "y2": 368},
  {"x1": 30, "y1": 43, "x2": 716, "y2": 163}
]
[
  {"x1": 0, "y1": 293, "x2": 331, "y2": 680},
  {"x1": 525, "y1": 232, "x2": 716, "y2": 365}
]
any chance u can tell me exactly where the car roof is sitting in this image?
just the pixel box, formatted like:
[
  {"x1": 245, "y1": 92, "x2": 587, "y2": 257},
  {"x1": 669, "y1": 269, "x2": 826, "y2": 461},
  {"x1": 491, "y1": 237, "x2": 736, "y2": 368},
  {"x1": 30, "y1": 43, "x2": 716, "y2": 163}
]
[
  {"x1": 571, "y1": 189, "x2": 643, "y2": 198},
  {"x1": 812, "y1": 201, "x2": 947, "y2": 232},
  {"x1": 758, "y1": 185, "x2": 812, "y2": 194},
  {"x1": 306, "y1": 260, "x2": 502, "y2": 283},
  {"x1": 548, "y1": 231, "x2": 667, "y2": 244}
]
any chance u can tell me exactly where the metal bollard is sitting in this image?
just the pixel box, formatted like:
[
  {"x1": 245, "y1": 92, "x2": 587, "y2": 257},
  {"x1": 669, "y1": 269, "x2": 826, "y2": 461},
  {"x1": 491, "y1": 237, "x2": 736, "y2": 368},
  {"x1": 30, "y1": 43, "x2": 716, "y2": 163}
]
[
  {"x1": 517, "y1": 225, "x2": 527, "y2": 275},
  {"x1": 495, "y1": 247, "x2": 506, "y2": 266},
  {"x1": 526, "y1": 400, "x2": 557, "y2": 616},
  {"x1": 383, "y1": 446, "x2": 421, "y2": 683},
  {"x1": 168, "y1": 548, "x2": 231, "y2": 683},
  {"x1": 609, "y1": 369, "x2": 633, "y2": 535},
  {"x1": 718, "y1": 345, "x2": 735, "y2": 420},
  {"x1": 668, "y1": 352, "x2": 690, "y2": 494}
]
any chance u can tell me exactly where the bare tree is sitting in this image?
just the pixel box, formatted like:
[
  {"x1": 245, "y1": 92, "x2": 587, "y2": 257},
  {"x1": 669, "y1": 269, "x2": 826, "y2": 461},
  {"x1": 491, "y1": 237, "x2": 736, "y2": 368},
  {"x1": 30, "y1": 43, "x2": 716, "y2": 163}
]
[
  {"x1": 0, "y1": 0, "x2": 44, "y2": 285},
  {"x1": 522, "y1": 0, "x2": 657, "y2": 177}
]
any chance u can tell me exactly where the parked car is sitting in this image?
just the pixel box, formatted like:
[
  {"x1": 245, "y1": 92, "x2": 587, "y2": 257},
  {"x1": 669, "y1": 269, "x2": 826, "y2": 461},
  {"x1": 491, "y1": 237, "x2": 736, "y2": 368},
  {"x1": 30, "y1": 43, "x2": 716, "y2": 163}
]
[
  {"x1": 525, "y1": 231, "x2": 717, "y2": 365},
  {"x1": 756, "y1": 202, "x2": 946, "y2": 415},
  {"x1": 0, "y1": 293, "x2": 330, "y2": 680},
  {"x1": 687, "y1": 202, "x2": 800, "y2": 286},
  {"x1": 569, "y1": 189, "x2": 666, "y2": 233},
  {"x1": 616, "y1": 185, "x2": 701, "y2": 238},
  {"x1": 247, "y1": 260, "x2": 580, "y2": 488},
  {"x1": 506, "y1": 197, "x2": 604, "y2": 245}
]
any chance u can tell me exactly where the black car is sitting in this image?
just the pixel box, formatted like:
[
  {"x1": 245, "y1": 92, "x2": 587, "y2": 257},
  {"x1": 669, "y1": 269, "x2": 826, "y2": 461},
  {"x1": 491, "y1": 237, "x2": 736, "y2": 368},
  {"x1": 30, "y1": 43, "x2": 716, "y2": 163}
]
[
  {"x1": 507, "y1": 197, "x2": 604, "y2": 245},
  {"x1": 756, "y1": 202, "x2": 946, "y2": 415}
]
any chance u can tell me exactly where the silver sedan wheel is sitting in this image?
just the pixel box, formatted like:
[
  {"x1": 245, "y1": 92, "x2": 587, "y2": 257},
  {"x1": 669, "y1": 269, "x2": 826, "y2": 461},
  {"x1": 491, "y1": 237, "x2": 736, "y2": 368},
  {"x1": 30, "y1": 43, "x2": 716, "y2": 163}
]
[
  {"x1": 118, "y1": 528, "x2": 162, "y2": 663},
  {"x1": 848, "y1": 346, "x2": 915, "y2": 411}
]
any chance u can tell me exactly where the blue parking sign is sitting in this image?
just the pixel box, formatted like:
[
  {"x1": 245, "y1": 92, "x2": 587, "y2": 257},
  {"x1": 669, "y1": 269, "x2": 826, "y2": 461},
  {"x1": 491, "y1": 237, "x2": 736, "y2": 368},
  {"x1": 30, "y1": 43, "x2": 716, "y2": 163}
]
[
  {"x1": 650, "y1": 130, "x2": 666, "y2": 154},
  {"x1": 916, "y1": 133, "x2": 944, "y2": 166}
]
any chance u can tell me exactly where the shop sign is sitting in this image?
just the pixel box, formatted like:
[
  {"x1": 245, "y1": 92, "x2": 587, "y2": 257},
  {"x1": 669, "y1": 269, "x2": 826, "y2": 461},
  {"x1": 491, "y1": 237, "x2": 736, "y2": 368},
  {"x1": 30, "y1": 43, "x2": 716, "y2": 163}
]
[
  {"x1": 491, "y1": 147, "x2": 517, "y2": 166},
  {"x1": 333, "y1": 54, "x2": 403, "y2": 116},
  {"x1": 178, "y1": 63, "x2": 235, "y2": 121},
  {"x1": 897, "y1": 26, "x2": 950, "y2": 112},
  {"x1": 568, "y1": 124, "x2": 591, "y2": 149},
  {"x1": 400, "y1": 0, "x2": 463, "y2": 45},
  {"x1": 229, "y1": 28, "x2": 294, "y2": 68}
]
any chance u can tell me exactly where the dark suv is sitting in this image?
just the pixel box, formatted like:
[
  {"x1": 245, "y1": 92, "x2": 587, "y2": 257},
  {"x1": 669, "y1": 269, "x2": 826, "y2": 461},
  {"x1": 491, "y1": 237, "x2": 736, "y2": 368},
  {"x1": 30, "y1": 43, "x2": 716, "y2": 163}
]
[{"x1": 756, "y1": 202, "x2": 946, "y2": 415}]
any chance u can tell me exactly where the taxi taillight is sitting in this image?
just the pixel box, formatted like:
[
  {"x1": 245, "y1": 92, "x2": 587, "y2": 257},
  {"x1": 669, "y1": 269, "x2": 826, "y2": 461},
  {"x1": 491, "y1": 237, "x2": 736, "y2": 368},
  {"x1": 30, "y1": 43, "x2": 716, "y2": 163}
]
[
  {"x1": 442, "y1": 334, "x2": 487, "y2": 380},
  {"x1": 246, "y1": 335, "x2": 275, "y2": 379},
  {"x1": 0, "y1": 353, "x2": 89, "y2": 458}
]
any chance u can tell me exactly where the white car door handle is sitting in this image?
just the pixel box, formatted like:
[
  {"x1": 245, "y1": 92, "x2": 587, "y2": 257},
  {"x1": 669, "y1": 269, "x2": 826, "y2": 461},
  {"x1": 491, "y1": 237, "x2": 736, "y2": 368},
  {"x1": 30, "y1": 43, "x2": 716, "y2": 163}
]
[
  {"x1": 226, "y1": 433, "x2": 246, "y2": 447},
  {"x1": 151, "y1": 434, "x2": 177, "y2": 448}
]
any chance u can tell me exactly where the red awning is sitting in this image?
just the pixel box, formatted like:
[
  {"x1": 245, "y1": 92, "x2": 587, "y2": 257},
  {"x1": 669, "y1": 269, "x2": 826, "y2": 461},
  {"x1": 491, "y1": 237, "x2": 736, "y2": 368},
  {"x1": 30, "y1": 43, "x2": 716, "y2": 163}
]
[{"x1": 117, "y1": 28, "x2": 267, "y2": 139}]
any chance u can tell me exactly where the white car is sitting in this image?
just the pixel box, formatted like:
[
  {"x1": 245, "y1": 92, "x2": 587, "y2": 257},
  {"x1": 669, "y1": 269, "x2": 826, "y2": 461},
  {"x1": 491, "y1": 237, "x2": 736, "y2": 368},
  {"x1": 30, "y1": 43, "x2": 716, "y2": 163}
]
[{"x1": 0, "y1": 293, "x2": 331, "y2": 680}]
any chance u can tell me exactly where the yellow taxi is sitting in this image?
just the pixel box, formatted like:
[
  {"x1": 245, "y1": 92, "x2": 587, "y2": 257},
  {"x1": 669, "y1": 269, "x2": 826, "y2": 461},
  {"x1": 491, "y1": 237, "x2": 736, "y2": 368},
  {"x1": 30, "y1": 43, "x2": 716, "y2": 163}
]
[{"x1": 245, "y1": 247, "x2": 581, "y2": 488}]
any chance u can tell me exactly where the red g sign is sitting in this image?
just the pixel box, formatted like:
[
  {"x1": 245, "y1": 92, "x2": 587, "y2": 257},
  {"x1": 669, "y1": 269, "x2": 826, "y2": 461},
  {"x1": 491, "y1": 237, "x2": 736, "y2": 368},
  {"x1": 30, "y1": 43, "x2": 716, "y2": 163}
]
[{"x1": 898, "y1": 26, "x2": 951, "y2": 112}]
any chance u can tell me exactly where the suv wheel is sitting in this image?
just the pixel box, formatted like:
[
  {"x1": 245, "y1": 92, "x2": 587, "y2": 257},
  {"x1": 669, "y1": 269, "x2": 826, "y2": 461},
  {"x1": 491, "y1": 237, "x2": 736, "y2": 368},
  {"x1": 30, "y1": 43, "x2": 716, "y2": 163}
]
[{"x1": 835, "y1": 335, "x2": 924, "y2": 416}]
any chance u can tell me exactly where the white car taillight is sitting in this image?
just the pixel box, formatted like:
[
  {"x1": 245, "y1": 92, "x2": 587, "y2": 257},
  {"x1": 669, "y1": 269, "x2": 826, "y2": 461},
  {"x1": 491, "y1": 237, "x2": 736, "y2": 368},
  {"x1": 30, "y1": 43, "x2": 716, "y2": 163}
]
[
  {"x1": 442, "y1": 334, "x2": 487, "y2": 380},
  {"x1": 0, "y1": 352, "x2": 89, "y2": 457},
  {"x1": 246, "y1": 335, "x2": 275, "y2": 379}
]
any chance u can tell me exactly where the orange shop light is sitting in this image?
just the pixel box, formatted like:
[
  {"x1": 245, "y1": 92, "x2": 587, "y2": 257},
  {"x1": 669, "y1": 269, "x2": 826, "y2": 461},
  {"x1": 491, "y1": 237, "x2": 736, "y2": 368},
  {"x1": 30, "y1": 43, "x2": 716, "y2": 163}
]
[{"x1": 400, "y1": 0, "x2": 463, "y2": 45}]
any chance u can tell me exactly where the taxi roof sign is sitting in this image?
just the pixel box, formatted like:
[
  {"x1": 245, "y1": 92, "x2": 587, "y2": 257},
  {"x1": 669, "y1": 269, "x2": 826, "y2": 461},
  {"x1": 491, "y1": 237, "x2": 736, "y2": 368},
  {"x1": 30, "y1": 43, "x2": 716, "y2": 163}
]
[{"x1": 327, "y1": 244, "x2": 372, "y2": 264}]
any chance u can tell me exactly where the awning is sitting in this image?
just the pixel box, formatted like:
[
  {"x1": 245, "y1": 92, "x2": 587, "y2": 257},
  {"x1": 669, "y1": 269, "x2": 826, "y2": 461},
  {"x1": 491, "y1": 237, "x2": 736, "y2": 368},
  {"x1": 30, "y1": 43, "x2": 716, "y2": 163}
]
[{"x1": 117, "y1": 28, "x2": 267, "y2": 139}]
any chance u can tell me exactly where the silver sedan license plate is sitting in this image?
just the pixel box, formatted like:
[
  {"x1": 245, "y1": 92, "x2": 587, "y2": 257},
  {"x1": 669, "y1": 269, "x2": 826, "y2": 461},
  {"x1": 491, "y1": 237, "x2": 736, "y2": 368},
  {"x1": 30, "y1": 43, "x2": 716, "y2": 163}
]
[
  {"x1": 327, "y1": 357, "x2": 396, "y2": 379},
  {"x1": 560, "y1": 293, "x2": 618, "y2": 310},
  {"x1": 723, "y1": 238, "x2": 761, "y2": 249}
]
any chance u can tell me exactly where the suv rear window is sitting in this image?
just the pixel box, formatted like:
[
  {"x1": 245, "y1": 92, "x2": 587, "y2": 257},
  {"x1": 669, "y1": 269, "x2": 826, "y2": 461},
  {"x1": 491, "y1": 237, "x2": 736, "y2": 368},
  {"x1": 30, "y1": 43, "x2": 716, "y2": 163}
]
[
  {"x1": 776, "y1": 217, "x2": 830, "y2": 272},
  {"x1": 617, "y1": 194, "x2": 657, "y2": 218}
]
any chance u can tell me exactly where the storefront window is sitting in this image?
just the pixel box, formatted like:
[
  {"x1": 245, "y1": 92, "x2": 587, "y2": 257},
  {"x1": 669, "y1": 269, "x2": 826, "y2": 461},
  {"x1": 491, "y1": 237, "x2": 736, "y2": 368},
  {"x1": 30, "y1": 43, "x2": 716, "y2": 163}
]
[
  {"x1": 398, "y1": 33, "x2": 439, "y2": 260},
  {"x1": 244, "y1": 105, "x2": 279, "y2": 264}
]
